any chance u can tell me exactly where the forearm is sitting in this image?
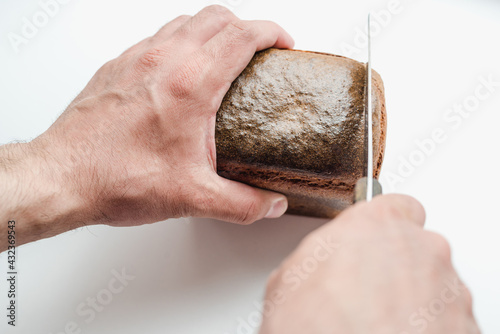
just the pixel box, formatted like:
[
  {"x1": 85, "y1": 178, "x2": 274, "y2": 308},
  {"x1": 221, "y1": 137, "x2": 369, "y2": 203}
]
[{"x1": 0, "y1": 142, "x2": 86, "y2": 252}]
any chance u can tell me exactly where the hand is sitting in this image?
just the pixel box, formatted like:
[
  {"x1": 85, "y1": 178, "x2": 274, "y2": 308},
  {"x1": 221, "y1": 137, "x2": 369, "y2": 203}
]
[
  {"x1": 0, "y1": 5, "x2": 293, "y2": 250},
  {"x1": 260, "y1": 195, "x2": 480, "y2": 334}
]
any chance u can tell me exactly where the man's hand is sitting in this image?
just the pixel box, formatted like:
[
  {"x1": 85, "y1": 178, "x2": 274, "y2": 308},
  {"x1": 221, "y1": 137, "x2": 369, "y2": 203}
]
[
  {"x1": 0, "y1": 6, "x2": 293, "y2": 250},
  {"x1": 260, "y1": 195, "x2": 480, "y2": 334}
]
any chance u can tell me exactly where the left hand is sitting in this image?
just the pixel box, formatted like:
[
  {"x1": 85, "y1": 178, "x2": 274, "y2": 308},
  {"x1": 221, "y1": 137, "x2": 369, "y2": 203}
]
[{"x1": 0, "y1": 5, "x2": 293, "y2": 250}]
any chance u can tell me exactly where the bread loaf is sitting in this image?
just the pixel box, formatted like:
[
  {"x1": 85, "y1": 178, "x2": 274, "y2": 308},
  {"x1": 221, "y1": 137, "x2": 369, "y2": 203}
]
[{"x1": 215, "y1": 48, "x2": 386, "y2": 218}]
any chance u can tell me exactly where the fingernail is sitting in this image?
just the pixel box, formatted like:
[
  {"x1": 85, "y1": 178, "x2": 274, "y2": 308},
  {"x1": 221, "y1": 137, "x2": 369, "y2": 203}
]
[{"x1": 265, "y1": 198, "x2": 288, "y2": 219}]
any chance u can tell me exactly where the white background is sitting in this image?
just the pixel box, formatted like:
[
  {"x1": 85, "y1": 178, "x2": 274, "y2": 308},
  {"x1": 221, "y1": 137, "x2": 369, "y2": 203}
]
[{"x1": 1, "y1": 0, "x2": 499, "y2": 333}]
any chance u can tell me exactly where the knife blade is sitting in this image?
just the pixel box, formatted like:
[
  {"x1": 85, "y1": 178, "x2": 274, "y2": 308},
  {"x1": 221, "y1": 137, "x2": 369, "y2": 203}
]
[{"x1": 354, "y1": 13, "x2": 383, "y2": 203}]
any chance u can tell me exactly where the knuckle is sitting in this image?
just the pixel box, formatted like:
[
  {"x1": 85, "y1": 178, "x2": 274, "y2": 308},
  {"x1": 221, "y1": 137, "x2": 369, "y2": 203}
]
[
  {"x1": 121, "y1": 37, "x2": 151, "y2": 57},
  {"x1": 407, "y1": 196, "x2": 426, "y2": 218},
  {"x1": 373, "y1": 202, "x2": 406, "y2": 223},
  {"x1": 175, "y1": 14, "x2": 191, "y2": 22},
  {"x1": 168, "y1": 61, "x2": 201, "y2": 100},
  {"x1": 98, "y1": 59, "x2": 116, "y2": 73},
  {"x1": 426, "y1": 232, "x2": 452, "y2": 262},
  {"x1": 202, "y1": 4, "x2": 234, "y2": 18},
  {"x1": 158, "y1": 15, "x2": 191, "y2": 38},
  {"x1": 135, "y1": 47, "x2": 168, "y2": 71},
  {"x1": 228, "y1": 21, "x2": 255, "y2": 42},
  {"x1": 369, "y1": 195, "x2": 426, "y2": 227}
]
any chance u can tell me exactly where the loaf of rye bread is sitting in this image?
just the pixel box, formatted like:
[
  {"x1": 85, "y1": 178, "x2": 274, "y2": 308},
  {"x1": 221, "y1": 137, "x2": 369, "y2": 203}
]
[{"x1": 215, "y1": 48, "x2": 386, "y2": 218}]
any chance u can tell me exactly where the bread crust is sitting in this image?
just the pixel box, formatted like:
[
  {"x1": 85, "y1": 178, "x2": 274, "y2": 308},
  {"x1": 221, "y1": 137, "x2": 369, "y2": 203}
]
[{"x1": 216, "y1": 48, "x2": 386, "y2": 218}]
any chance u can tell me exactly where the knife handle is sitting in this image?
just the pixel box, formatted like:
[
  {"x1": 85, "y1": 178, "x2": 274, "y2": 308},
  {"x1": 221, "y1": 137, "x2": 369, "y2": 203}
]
[{"x1": 353, "y1": 177, "x2": 383, "y2": 203}]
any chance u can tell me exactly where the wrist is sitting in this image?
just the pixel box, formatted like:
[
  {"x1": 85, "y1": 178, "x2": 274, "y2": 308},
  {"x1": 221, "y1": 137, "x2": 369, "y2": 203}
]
[{"x1": 0, "y1": 140, "x2": 89, "y2": 251}]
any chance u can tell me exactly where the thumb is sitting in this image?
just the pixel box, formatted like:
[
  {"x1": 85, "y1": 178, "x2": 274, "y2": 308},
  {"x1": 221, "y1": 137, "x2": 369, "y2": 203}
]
[{"x1": 200, "y1": 176, "x2": 288, "y2": 225}]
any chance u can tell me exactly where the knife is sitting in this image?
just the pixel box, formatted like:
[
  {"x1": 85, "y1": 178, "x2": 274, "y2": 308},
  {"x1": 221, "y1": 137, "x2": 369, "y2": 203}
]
[{"x1": 354, "y1": 13, "x2": 383, "y2": 203}]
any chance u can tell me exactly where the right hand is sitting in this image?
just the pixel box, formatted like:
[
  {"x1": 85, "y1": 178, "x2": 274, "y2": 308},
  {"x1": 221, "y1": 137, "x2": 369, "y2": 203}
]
[{"x1": 260, "y1": 195, "x2": 480, "y2": 334}]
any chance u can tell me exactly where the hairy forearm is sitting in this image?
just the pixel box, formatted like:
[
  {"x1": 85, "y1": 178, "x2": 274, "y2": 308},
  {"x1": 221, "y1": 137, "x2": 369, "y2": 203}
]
[{"x1": 0, "y1": 142, "x2": 86, "y2": 252}]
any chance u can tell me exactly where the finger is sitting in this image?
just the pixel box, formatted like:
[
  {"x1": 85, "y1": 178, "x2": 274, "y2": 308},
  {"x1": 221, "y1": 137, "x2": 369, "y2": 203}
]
[
  {"x1": 370, "y1": 194, "x2": 427, "y2": 227},
  {"x1": 423, "y1": 231, "x2": 452, "y2": 263},
  {"x1": 173, "y1": 5, "x2": 239, "y2": 47},
  {"x1": 194, "y1": 19, "x2": 294, "y2": 101},
  {"x1": 337, "y1": 194, "x2": 426, "y2": 229},
  {"x1": 198, "y1": 176, "x2": 288, "y2": 225},
  {"x1": 123, "y1": 15, "x2": 192, "y2": 56},
  {"x1": 151, "y1": 14, "x2": 192, "y2": 43},
  {"x1": 466, "y1": 320, "x2": 482, "y2": 334}
]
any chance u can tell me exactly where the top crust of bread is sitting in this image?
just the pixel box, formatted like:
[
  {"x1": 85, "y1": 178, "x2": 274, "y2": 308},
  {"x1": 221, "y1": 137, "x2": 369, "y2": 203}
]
[{"x1": 216, "y1": 48, "x2": 386, "y2": 218}]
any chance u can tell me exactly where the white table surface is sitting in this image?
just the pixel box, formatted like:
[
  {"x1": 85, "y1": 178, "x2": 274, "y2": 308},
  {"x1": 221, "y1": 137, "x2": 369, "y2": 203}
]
[{"x1": 1, "y1": 0, "x2": 499, "y2": 333}]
